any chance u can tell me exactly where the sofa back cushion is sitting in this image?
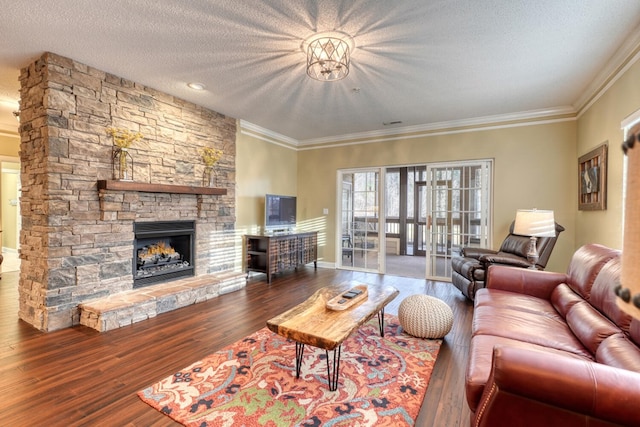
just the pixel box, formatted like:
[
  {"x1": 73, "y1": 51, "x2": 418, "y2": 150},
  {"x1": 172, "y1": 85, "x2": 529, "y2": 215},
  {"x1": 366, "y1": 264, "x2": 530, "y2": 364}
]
[
  {"x1": 589, "y1": 257, "x2": 633, "y2": 333},
  {"x1": 498, "y1": 234, "x2": 530, "y2": 258},
  {"x1": 565, "y1": 301, "x2": 622, "y2": 355},
  {"x1": 566, "y1": 244, "x2": 620, "y2": 300},
  {"x1": 596, "y1": 334, "x2": 640, "y2": 372},
  {"x1": 631, "y1": 319, "x2": 640, "y2": 348},
  {"x1": 551, "y1": 283, "x2": 584, "y2": 318}
]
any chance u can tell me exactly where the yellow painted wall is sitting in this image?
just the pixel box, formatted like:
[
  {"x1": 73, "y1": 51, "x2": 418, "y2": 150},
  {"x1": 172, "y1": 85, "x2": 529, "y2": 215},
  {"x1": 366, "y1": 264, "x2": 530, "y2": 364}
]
[
  {"x1": 235, "y1": 56, "x2": 640, "y2": 277},
  {"x1": 235, "y1": 128, "x2": 298, "y2": 237},
  {"x1": 575, "y1": 59, "x2": 640, "y2": 250},
  {"x1": 1, "y1": 163, "x2": 19, "y2": 249},
  {"x1": 0, "y1": 134, "x2": 20, "y2": 157},
  {"x1": 297, "y1": 121, "x2": 576, "y2": 273},
  {"x1": 0, "y1": 134, "x2": 20, "y2": 251},
  {"x1": 0, "y1": 50, "x2": 634, "y2": 285}
]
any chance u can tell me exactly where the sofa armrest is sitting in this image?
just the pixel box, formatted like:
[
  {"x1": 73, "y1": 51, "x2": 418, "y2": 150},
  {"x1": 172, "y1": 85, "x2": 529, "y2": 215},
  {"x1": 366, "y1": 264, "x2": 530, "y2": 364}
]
[
  {"x1": 485, "y1": 265, "x2": 567, "y2": 299},
  {"x1": 474, "y1": 346, "x2": 640, "y2": 426},
  {"x1": 463, "y1": 247, "x2": 498, "y2": 259}
]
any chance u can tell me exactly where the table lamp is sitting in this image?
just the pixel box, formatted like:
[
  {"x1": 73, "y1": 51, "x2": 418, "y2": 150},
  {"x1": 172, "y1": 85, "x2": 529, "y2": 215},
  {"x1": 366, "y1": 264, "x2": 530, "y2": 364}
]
[
  {"x1": 513, "y1": 209, "x2": 556, "y2": 269},
  {"x1": 616, "y1": 125, "x2": 640, "y2": 320}
]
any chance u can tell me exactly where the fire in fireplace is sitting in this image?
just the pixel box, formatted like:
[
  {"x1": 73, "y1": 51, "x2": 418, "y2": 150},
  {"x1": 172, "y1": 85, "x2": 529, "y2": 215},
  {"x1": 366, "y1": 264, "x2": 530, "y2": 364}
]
[{"x1": 133, "y1": 221, "x2": 195, "y2": 288}]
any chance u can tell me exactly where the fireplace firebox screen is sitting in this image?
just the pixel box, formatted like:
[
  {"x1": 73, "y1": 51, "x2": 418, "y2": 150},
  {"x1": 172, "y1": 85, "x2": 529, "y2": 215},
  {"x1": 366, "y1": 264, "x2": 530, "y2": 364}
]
[{"x1": 133, "y1": 221, "x2": 195, "y2": 288}]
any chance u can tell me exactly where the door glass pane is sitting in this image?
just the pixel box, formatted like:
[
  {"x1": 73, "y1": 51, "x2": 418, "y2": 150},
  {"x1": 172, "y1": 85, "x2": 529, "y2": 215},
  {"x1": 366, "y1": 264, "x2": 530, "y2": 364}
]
[
  {"x1": 339, "y1": 170, "x2": 380, "y2": 272},
  {"x1": 427, "y1": 161, "x2": 492, "y2": 280}
]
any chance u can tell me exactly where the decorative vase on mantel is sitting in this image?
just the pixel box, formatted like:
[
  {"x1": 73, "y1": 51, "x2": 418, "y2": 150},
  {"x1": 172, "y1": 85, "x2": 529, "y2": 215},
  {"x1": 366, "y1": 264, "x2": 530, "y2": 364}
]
[
  {"x1": 203, "y1": 165, "x2": 217, "y2": 187},
  {"x1": 107, "y1": 127, "x2": 141, "y2": 181},
  {"x1": 113, "y1": 147, "x2": 134, "y2": 181}
]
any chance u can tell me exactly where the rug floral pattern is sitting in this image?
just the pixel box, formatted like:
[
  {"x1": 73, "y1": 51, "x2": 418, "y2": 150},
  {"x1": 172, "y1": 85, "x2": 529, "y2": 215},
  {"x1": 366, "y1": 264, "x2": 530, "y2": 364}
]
[{"x1": 139, "y1": 315, "x2": 441, "y2": 426}]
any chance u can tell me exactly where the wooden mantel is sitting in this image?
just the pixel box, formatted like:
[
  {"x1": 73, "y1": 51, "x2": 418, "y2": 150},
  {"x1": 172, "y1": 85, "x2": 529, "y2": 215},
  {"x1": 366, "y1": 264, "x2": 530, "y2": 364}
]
[{"x1": 97, "y1": 180, "x2": 227, "y2": 196}]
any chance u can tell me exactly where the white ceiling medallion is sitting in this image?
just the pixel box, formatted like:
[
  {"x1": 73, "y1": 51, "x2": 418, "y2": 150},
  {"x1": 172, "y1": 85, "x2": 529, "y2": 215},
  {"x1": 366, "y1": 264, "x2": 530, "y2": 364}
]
[{"x1": 302, "y1": 31, "x2": 354, "y2": 82}]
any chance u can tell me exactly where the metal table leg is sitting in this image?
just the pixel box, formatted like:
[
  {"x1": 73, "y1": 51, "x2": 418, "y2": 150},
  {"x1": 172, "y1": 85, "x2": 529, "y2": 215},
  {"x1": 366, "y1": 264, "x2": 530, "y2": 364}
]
[
  {"x1": 377, "y1": 307, "x2": 385, "y2": 336},
  {"x1": 325, "y1": 345, "x2": 342, "y2": 391},
  {"x1": 295, "y1": 342, "x2": 304, "y2": 378},
  {"x1": 296, "y1": 342, "x2": 342, "y2": 391}
]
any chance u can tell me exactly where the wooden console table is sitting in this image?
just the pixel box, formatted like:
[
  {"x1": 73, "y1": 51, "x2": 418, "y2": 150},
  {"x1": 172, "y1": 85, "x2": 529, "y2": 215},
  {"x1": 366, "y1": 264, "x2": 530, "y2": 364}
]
[{"x1": 245, "y1": 232, "x2": 317, "y2": 284}]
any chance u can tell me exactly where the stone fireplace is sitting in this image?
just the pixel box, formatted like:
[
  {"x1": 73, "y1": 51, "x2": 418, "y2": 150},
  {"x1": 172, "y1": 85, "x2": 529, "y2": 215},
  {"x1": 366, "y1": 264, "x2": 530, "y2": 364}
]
[{"x1": 17, "y1": 52, "x2": 241, "y2": 332}]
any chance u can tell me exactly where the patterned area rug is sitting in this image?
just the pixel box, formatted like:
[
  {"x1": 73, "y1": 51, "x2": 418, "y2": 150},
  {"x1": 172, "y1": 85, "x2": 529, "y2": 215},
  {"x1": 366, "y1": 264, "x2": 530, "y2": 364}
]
[{"x1": 138, "y1": 314, "x2": 442, "y2": 426}]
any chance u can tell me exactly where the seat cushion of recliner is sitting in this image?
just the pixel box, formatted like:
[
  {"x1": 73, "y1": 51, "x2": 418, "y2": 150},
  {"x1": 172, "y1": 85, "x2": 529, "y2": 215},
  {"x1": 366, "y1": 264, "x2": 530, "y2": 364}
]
[{"x1": 479, "y1": 252, "x2": 532, "y2": 268}]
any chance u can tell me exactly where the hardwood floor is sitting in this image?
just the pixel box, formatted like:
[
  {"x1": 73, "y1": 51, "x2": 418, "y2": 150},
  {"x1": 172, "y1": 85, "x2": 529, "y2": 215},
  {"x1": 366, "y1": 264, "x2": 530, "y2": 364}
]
[{"x1": 0, "y1": 267, "x2": 473, "y2": 426}]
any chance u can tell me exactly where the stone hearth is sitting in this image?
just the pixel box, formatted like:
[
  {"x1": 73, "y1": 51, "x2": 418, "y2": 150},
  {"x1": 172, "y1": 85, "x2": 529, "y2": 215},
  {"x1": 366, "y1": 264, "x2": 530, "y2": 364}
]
[
  {"x1": 18, "y1": 52, "x2": 240, "y2": 331},
  {"x1": 80, "y1": 271, "x2": 245, "y2": 332}
]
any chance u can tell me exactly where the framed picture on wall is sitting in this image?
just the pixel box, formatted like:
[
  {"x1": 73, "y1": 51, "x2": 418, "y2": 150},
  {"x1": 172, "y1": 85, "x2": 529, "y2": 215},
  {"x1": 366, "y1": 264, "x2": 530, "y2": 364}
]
[{"x1": 578, "y1": 142, "x2": 607, "y2": 211}]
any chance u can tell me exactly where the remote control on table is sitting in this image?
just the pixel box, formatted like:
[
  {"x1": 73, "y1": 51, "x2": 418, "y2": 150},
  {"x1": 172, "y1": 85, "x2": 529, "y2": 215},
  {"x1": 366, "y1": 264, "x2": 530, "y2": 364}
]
[{"x1": 326, "y1": 285, "x2": 368, "y2": 311}]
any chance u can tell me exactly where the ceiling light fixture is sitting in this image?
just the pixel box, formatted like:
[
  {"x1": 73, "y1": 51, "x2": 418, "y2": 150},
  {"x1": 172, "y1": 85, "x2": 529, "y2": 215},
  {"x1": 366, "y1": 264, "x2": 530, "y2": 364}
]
[
  {"x1": 12, "y1": 111, "x2": 20, "y2": 122},
  {"x1": 187, "y1": 82, "x2": 205, "y2": 90},
  {"x1": 303, "y1": 31, "x2": 354, "y2": 82}
]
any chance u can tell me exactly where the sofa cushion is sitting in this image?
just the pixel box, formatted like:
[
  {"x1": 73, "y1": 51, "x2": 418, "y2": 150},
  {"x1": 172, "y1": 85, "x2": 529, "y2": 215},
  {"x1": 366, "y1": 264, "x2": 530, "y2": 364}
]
[
  {"x1": 588, "y1": 257, "x2": 633, "y2": 333},
  {"x1": 466, "y1": 335, "x2": 590, "y2": 412},
  {"x1": 550, "y1": 283, "x2": 585, "y2": 317},
  {"x1": 596, "y1": 333, "x2": 640, "y2": 372},
  {"x1": 476, "y1": 287, "x2": 560, "y2": 314},
  {"x1": 565, "y1": 244, "x2": 620, "y2": 300},
  {"x1": 480, "y1": 252, "x2": 532, "y2": 268},
  {"x1": 565, "y1": 301, "x2": 622, "y2": 355},
  {"x1": 498, "y1": 234, "x2": 530, "y2": 258},
  {"x1": 631, "y1": 319, "x2": 640, "y2": 348},
  {"x1": 472, "y1": 303, "x2": 592, "y2": 358}
]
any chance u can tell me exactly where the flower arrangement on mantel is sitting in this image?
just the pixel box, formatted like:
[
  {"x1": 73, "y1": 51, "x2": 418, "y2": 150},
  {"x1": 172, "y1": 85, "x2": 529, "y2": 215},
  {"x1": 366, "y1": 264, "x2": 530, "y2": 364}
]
[
  {"x1": 107, "y1": 127, "x2": 143, "y2": 181},
  {"x1": 106, "y1": 127, "x2": 144, "y2": 148},
  {"x1": 200, "y1": 146, "x2": 224, "y2": 187},
  {"x1": 200, "y1": 146, "x2": 224, "y2": 167}
]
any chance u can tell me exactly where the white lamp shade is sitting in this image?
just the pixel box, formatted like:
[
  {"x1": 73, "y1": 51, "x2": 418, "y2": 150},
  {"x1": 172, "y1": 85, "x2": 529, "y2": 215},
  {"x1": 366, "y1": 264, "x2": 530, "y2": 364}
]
[{"x1": 513, "y1": 209, "x2": 556, "y2": 237}]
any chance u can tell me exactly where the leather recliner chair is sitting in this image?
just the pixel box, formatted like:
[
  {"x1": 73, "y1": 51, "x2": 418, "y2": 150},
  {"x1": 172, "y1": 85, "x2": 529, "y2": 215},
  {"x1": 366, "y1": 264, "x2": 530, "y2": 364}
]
[{"x1": 451, "y1": 221, "x2": 564, "y2": 300}]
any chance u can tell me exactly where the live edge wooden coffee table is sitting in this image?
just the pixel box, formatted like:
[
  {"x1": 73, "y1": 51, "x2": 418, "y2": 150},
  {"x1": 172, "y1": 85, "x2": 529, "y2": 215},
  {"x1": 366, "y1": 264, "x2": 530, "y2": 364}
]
[{"x1": 266, "y1": 281, "x2": 399, "y2": 391}]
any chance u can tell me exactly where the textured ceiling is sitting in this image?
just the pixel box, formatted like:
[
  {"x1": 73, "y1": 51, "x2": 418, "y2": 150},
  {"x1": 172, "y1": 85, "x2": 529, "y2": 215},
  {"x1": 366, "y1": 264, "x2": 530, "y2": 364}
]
[{"x1": 0, "y1": 1, "x2": 640, "y2": 143}]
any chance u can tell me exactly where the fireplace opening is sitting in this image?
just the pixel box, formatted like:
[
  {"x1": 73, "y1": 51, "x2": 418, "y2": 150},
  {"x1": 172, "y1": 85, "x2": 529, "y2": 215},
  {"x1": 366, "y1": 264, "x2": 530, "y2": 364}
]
[{"x1": 133, "y1": 221, "x2": 195, "y2": 288}]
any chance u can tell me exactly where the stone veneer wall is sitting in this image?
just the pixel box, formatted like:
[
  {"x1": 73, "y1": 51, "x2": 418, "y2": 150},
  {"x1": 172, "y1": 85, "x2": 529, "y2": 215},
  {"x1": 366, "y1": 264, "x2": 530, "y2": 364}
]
[{"x1": 18, "y1": 52, "x2": 238, "y2": 331}]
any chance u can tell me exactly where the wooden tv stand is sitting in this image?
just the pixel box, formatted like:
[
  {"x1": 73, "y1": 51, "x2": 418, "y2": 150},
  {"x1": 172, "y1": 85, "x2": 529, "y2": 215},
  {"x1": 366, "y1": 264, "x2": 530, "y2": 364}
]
[{"x1": 245, "y1": 232, "x2": 318, "y2": 284}]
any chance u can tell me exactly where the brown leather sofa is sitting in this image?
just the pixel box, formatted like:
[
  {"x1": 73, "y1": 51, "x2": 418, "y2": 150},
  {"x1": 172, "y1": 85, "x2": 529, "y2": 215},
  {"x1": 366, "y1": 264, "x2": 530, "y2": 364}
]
[
  {"x1": 466, "y1": 244, "x2": 640, "y2": 426},
  {"x1": 452, "y1": 221, "x2": 564, "y2": 300}
]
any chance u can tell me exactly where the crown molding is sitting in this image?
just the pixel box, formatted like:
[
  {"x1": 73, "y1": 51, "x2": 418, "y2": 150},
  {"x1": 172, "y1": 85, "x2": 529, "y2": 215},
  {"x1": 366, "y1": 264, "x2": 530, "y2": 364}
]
[
  {"x1": 297, "y1": 106, "x2": 577, "y2": 147},
  {"x1": 575, "y1": 25, "x2": 640, "y2": 118},
  {"x1": 239, "y1": 120, "x2": 298, "y2": 150},
  {"x1": 241, "y1": 107, "x2": 577, "y2": 150},
  {"x1": 297, "y1": 116, "x2": 576, "y2": 151}
]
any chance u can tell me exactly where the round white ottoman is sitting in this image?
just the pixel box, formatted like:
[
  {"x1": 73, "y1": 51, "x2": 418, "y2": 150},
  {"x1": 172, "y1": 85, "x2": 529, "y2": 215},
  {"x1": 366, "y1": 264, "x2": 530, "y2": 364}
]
[{"x1": 398, "y1": 294, "x2": 454, "y2": 338}]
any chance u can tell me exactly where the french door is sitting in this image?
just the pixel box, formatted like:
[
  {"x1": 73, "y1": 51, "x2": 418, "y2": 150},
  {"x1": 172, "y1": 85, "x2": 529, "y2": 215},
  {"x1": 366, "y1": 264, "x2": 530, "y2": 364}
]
[
  {"x1": 338, "y1": 169, "x2": 382, "y2": 272},
  {"x1": 426, "y1": 160, "x2": 492, "y2": 280},
  {"x1": 337, "y1": 161, "x2": 491, "y2": 280}
]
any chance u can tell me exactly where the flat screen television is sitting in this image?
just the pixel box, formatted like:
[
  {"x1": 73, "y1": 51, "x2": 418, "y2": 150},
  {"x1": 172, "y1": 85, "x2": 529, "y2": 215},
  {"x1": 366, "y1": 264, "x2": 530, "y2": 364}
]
[{"x1": 265, "y1": 194, "x2": 297, "y2": 232}]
